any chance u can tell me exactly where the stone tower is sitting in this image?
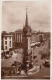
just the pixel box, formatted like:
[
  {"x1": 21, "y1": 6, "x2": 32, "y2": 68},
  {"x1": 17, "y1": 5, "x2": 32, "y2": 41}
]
[{"x1": 23, "y1": 7, "x2": 32, "y2": 66}]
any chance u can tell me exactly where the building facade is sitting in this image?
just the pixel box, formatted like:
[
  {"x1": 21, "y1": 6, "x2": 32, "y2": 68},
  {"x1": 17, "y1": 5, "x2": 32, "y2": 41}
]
[
  {"x1": 1, "y1": 30, "x2": 45, "y2": 51},
  {"x1": 3, "y1": 34, "x2": 13, "y2": 51},
  {"x1": 31, "y1": 31, "x2": 39, "y2": 43},
  {"x1": 15, "y1": 29, "x2": 22, "y2": 43}
]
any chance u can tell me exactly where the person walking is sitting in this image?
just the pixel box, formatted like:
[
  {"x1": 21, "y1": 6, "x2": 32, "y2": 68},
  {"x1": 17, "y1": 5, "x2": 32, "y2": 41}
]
[
  {"x1": 18, "y1": 67, "x2": 21, "y2": 74},
  {"x1": 40, "y1": 65, "x2": 41, "y2": 69}
]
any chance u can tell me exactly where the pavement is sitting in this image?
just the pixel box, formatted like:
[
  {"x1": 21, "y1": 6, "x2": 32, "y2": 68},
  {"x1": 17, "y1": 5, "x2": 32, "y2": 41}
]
[
  {"x1": 28, "y1": 65, "x2": 40, "y2": 75},
  {"x1": 20, "y1": 65, "x2": 40, "y2": 75}
]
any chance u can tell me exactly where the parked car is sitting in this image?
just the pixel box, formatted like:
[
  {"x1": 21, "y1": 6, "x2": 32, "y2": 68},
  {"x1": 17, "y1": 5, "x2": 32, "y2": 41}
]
[
  {"x1": 4, "y1": 55, "x2": 9, "y2": 59},
  {"x1": 33, "y1": 56, "x2": 37, "y2": 59},
  {"x1": 42, "y1": 59, "x2": 50, "y2": 67}
]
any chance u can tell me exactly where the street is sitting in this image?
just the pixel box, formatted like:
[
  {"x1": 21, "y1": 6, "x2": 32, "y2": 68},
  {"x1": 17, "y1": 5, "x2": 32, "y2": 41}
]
[{"x1": 1, "y1": 44, "x2": 50, "y2": 79}]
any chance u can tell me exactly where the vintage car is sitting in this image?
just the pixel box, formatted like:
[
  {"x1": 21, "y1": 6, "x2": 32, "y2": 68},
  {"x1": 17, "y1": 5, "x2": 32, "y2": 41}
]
[{"x1": 42, "y1": 59, "x2": 50, "y2": 67}]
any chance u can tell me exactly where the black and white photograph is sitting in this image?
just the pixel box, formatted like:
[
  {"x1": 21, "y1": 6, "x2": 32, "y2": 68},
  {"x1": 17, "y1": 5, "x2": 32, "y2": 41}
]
[{"x1": 1, "y1": 1, "x2": 51, "y2": 79}]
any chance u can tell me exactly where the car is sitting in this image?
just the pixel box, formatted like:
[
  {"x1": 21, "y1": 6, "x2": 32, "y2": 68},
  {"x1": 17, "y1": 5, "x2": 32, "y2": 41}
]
[
  {"x1": 11, "y1": 63, "x2": 16, "y2": 67},
  {"x1": 45, "y1": 60, "x2": 50, "y2": 67},
  {"x1": 4, "y1": 56, "x2": 9, "y2": 59},
  {"x1": 33, "y1": 56, "x2": 37, "y2": 59},
  {"x1": 42, "y1": 59, "x2": 50, "y2": 67}
]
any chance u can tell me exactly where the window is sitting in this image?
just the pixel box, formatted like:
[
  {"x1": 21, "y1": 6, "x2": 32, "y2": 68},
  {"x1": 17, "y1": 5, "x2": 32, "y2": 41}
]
[
  {"x1": 5, "y1": 46, "x2": 7, "y2": 49},
  {"x1": 10, "y1": 45, "x2": 11, "y2": 47},
  {"x1": 9, "y1": 37, "x2": 11, "y2": 39},
  {"x1": 5, "y1": 41, "x2": 7, "y2": 45},
  {"x1": 10, "y1": 41, "x2": 11, "y2": 44},
  {"x1": 5, "y1": 37, "x2": 7, "y2": 40},
  {"x1": 9, "y1": 41, "x2": 11, "y2": 47}
]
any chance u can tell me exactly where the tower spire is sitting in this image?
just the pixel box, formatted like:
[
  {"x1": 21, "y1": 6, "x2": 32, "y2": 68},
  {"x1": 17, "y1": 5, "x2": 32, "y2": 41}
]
[
  {"x1": 23, "y1": 6, "x2": 31, "y2": 34},
  {"x1": 25, "y1": 6, "x2": 28, "y2": 26}
]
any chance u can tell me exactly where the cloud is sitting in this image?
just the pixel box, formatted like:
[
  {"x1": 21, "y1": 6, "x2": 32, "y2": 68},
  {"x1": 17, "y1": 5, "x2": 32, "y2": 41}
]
[{"x1": 2, "y1": 1, "x2": 51, "y2": 32}]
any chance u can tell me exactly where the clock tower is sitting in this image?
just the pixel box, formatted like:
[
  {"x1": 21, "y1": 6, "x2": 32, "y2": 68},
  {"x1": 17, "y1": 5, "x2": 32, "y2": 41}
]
[{"x1": 22, "y1": 7, "x2": 32, "y2": 69}]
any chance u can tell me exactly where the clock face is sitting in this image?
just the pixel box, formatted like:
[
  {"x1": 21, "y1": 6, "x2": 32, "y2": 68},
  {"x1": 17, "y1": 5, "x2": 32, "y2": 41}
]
[
  {"x1": 23, "y1": 25, "x2": 31, "y2": 34},
  {"x1": 23, "y1": 27, "x2": 27, "y2": 34}
]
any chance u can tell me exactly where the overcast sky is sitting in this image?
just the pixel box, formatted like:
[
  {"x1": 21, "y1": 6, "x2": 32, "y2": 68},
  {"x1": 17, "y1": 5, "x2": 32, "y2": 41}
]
[{"x1": 2, "y1": 1, "x2": 51, "y2": 32}]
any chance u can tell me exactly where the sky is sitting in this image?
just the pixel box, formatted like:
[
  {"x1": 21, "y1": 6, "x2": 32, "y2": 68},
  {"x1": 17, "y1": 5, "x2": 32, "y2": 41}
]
[{"x1": 2, "y1": 1, "x2": 51, "y2": 32}]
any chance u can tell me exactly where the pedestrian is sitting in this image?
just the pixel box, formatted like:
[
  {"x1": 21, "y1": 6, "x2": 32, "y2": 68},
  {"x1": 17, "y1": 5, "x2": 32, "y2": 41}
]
[
  {"x1": 25, "y1": 68, "x2": 28, "y2": 76},
  {"x1": 40, "y1": 65, "x2": 41, "y2": 69},
  {"x1": 18, "y1": 67, "x2": 21, "y2": 74},
  {"x1": 3, "y1": 69, "x2": 4, "y2": 75},
  {"x1": 9, "y1": 70, "x2": 11, "y2": 76},
  {"x1": 25, "y1": 64, "x2": 28, "y2": 76}
]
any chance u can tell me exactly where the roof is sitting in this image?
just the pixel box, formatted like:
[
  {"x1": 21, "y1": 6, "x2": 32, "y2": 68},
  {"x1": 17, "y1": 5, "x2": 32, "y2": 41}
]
[
  {"x1": 15, "y1": 29, "x2": 22, "y2": 33},
  {"x1": 3, "y1": 34, "x2": 13, "y2": 37}
]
